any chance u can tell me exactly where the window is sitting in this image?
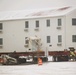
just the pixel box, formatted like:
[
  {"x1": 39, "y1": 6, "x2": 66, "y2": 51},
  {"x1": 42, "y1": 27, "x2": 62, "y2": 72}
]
[
  {"x1": 58, "y1": 35, "x2": 62, "y2": 43},
  {"x1": 72, "y1": 35, "x2": 76, "y2": 42},
  {"x1": 0, "y1": 23, "x2": 3, "y2": 30},
  {"x1": 58, "y1": 19, "x2": 62, "y2": 26},
  {"x1": 36, "y1": 20, "x2": 39, "y2": 27},
  {"x1": 25, "y1": 21, "x2": 29, "y2": 28},
  {"x1": 46, "y1": 19, "x2": 50, "y2": 27},
  {"x1": 47, "y1": 36, "x2": 51, "y2": 43},
  {"x1": 25, "y1": 37, "x2": 29, "y2": 44},
  {"x1": 72, "y1": 18, "x2": 76, "y2": 25},
  {"x1": 25, "y1": 39, "x2": 29, "y2": 44},
  {"x1": 0, "y1": 38, "x2": 3, "y2": 45}
]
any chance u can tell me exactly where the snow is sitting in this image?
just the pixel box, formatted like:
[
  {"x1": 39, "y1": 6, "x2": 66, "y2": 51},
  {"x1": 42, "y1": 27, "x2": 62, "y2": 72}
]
[{"x1": 0, "y1": 62, "x2": 76, "y2": 75}]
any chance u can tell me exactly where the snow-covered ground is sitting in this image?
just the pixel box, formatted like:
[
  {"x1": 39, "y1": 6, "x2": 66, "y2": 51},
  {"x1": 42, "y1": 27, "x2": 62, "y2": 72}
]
[{"x1": 0, "y1": 62, "x2": 76, "y2": 75}]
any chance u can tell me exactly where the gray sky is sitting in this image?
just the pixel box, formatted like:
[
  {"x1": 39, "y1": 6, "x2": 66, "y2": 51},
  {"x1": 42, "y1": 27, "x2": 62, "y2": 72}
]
[{"x1": 0, "y1": 0, "x2": 76, "y2": 11}]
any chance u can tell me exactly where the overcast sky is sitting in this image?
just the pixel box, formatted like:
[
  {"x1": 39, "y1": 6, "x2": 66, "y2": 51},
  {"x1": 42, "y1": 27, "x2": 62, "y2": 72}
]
[{"x1": 0, "y1": 0, "x2": 76, "y2": 11}]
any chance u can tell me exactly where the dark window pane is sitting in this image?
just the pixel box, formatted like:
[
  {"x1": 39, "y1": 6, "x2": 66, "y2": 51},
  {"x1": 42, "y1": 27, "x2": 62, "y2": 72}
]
[
  {"x1": 47, "y1": 36, "x2": 50, "y2": 43},
  {"x1": 46, "y1": 20, "x2": 50, "y2": 27},
  {"x1": 72, "y1": 19, "x2": 76, "y2": 25},
  {"x1": 72, "y1": 35, "x2": 76, "y2": 42},
  {"x1": 25, "y1": 37, "x2": 29, "y2": 44},
  {"x1": 0, "y1": 38, "x2": 3, "y2": 45},
  {"x1": 25, "y1": 40, "x2": 29, "y2": 44},
  {"x1": 0, "y1": 23, "x2": 3, "y2": 29},
  {"x1": 36, "y1": 21, "x2": 39, "y2": 27},
  {"x1": 58, "y1": 35, "x2": 62, "y2": 42},
  {"x1": 58, "y1": 19, "x2": 61, "y2": 26},
  {"x1": 25, "y1": 21, "x2": 29, "y2": 28}
]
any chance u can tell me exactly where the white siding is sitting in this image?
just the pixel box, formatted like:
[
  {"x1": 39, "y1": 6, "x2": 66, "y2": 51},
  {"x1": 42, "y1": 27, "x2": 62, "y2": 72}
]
[
  {"x1": 66, "y1": 10, "x2": 76, "y2": 49},
  {"x1": 0, "y1": 20, "x2": 26, "y2": 52},
  {"x1": 0, "y1": 16, "x2": 67, "y2": 53}
]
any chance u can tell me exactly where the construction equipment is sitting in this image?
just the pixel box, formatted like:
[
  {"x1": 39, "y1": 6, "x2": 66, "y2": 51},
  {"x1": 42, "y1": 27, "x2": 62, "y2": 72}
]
[
  {"x1": 48, "y1": 47, "x2": 76, "y2": 62},
  {"x1": 69, "y1": 47, "x2": 76, "y2": 61},
  {"x1": 0, "y1": 54, "x2": 17, "y2": 65}
]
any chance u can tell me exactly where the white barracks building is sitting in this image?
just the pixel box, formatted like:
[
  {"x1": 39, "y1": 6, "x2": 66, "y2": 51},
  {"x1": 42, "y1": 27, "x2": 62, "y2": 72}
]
[{"x1": 0, "y1": 6, "x2": 76, "y2": 53}]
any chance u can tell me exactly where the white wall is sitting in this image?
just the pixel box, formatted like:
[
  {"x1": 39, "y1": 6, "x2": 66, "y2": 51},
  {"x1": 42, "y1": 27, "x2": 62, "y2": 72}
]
[
  {"x1": 0, "y1": 16, "x2": 66, "y2": 53},
  {"x1": 0, "y1": 20, "x2": 26, "y2": 52},
  {"x1": 66, "y1": 10, "x2": 76, "y2": 49},
  {"x1": 22, "y1": 17, "x2": 66, "y2": 52}
]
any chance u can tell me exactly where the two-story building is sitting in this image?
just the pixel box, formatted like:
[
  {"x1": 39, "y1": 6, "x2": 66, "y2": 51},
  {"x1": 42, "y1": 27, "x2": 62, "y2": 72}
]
[{"x1": 0, "y1": 6, "x2": 76, "y2": 54}]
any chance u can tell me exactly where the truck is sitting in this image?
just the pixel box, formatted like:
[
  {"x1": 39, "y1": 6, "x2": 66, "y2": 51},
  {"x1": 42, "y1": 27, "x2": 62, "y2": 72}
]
[
  {"x1": 0, "y1": 36, "x2": 76, "y2": 65},
  {"x1": 49, "y1": 47, "x2": 76, "y2": 62}
]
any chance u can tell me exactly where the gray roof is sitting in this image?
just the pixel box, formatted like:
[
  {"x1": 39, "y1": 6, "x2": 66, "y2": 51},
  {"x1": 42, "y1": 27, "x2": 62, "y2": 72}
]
[{"x1": 0, "y1": 6, "x2": 76, "y2": 21}]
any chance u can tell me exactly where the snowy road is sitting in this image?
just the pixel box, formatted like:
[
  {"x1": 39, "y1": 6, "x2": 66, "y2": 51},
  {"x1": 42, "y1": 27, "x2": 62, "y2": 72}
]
[{"x1": 0, "y1": 62, "x2": 76, "y2": 75}]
